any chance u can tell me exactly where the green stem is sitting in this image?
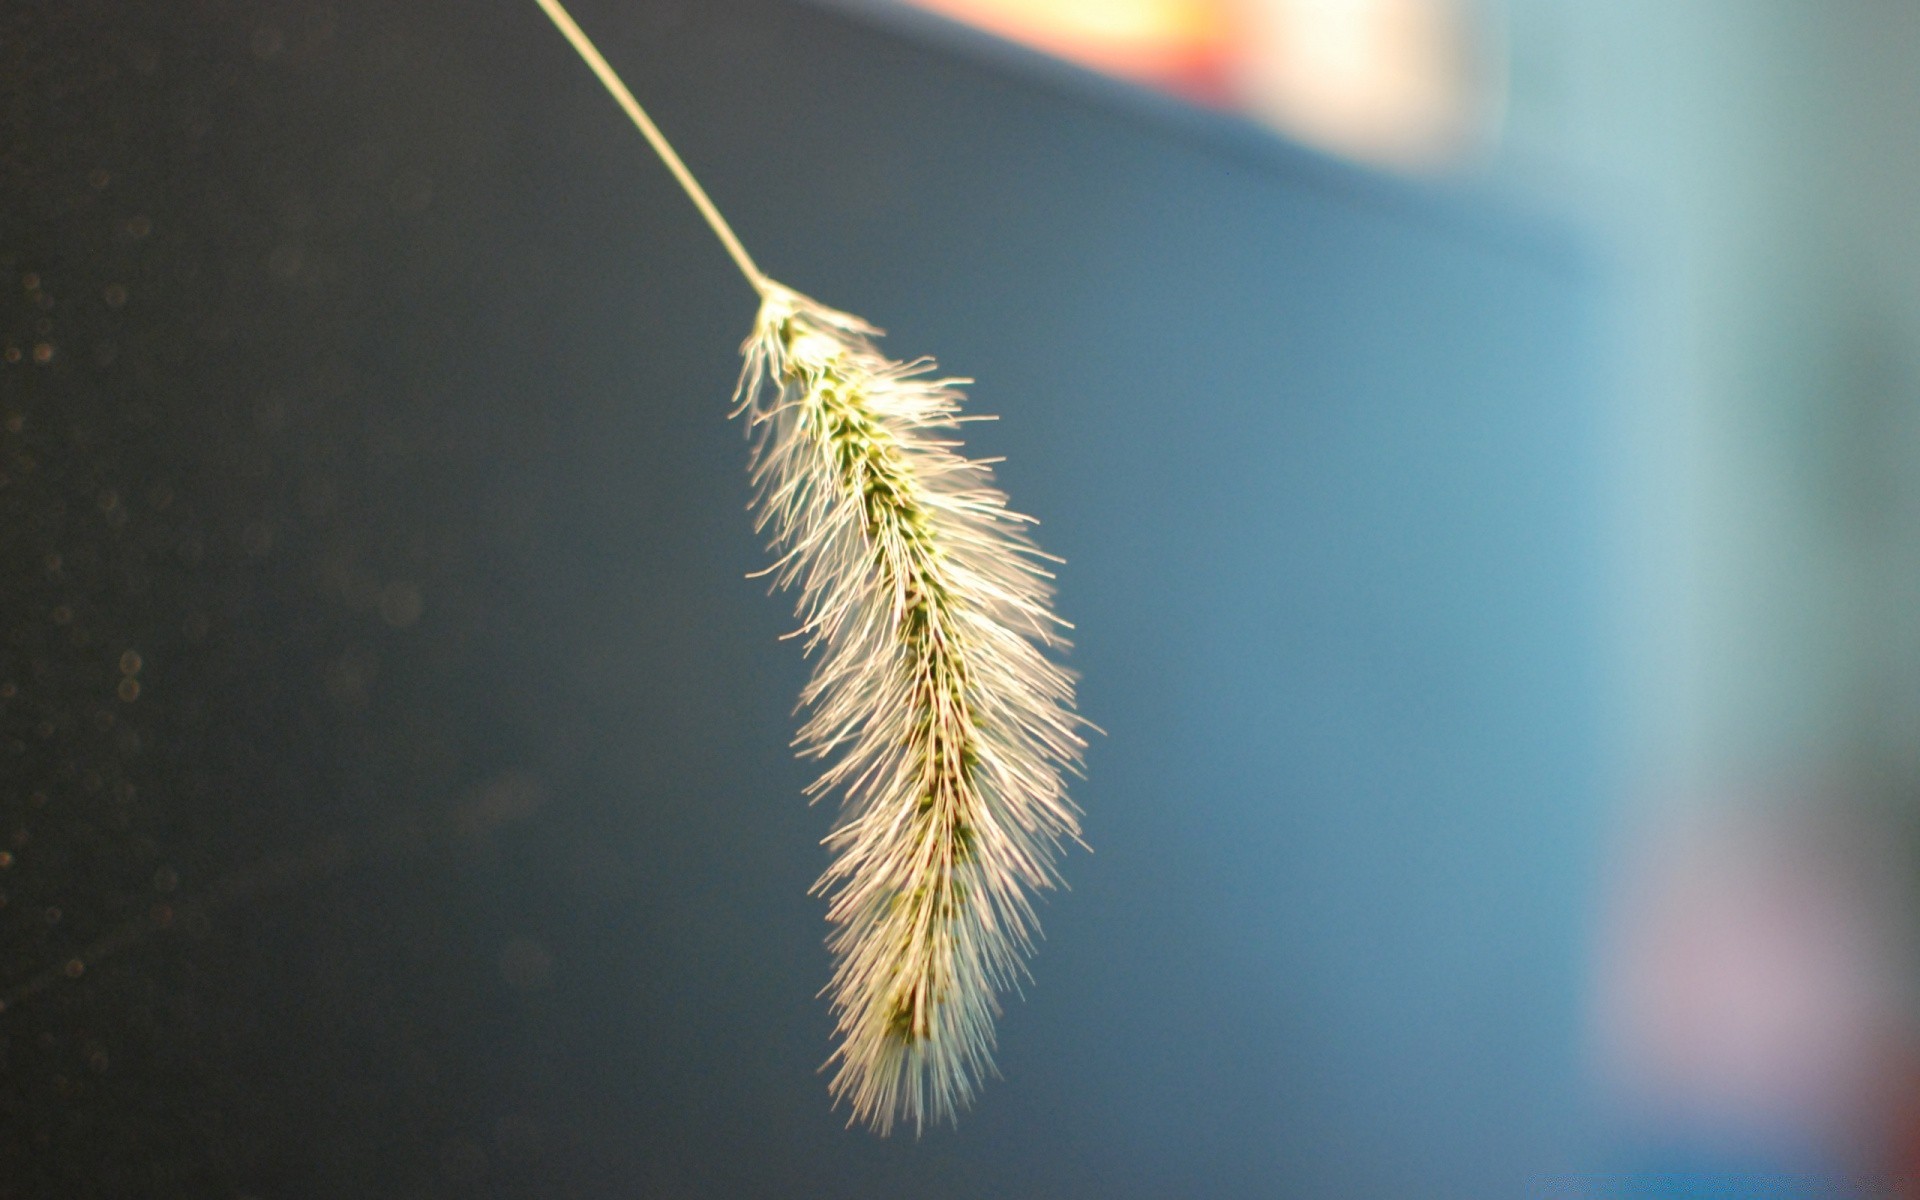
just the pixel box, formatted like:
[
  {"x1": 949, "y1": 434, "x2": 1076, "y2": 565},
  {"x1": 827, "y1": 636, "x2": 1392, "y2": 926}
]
[{"x1": 533, "y1": 0, "x2": 768, "y2": 295}]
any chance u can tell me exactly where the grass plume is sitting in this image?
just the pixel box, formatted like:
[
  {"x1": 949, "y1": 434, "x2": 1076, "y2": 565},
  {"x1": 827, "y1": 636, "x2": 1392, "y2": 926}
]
[
  {"x1": 736, "y1": 285, "x2": 1087, "y2": 1133},
  {"x1": 533, "y1": 0, "x2": 1088, "y2": 1134}
]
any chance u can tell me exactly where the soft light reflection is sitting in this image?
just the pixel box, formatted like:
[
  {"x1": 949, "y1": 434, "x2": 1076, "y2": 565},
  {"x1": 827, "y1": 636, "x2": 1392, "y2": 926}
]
[
  {"x1": 1235, "y1": 0, "x2": 1480, "y2": 167},
  {"x1": 898, "y1": 0, "x2": 1486, "y2": 168}
]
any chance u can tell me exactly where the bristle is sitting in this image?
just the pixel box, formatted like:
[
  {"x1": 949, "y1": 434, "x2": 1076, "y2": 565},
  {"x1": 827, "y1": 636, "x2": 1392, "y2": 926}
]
[
  {"x1": 734, "y1": 282, "x2": 1087, "y2": 1135},
  {"x1": 530, "y1": 0, "x2": 1088, "y2": 1138}
]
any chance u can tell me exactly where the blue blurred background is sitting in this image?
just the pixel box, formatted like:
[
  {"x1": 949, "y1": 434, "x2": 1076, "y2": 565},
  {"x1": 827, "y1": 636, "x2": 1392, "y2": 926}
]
[{"x1": 4, "y1": 0, "x2": 1919, "y2": 1196}]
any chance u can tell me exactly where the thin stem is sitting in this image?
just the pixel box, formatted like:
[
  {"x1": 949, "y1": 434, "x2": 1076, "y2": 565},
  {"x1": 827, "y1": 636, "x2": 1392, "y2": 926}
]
[{"x1": 533, "y1": 0, "x2": 768, "y2": 295}]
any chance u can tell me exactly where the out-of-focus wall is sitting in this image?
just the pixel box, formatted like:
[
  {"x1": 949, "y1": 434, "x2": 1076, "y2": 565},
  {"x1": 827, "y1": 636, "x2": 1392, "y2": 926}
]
[
  {"x1": 893, "y1": 0, "x2": 1920, "y2": 808},
  {"x1": 1496, "y1": 0, "x2": 1920, "y2": 809},
  {"x1": 1818, "y1": 4, "x2": 1920, "y2": 798},
  {"x1": 1496, "y1": 0, "x2": 1856, "y2": 801},
  {"x1": 1496, "y1": 2, "x2": 1920, "y2": 1180},
  {"x1": 899, "y1": 0, "x2": 1920, "y2": 1179}
]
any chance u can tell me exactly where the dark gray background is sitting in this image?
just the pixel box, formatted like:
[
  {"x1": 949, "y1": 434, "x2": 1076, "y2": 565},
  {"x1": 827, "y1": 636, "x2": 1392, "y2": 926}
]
[{"x1": 0, "y1": 0, "x2": 1604, "y2": 1194}]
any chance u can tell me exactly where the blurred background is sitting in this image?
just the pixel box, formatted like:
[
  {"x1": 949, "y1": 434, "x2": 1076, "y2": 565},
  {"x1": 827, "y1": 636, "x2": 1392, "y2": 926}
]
[
  {"x1": 890, "y1": 0, "x2": 1920, "y2": 1188},
  {"x1": 7, "y1": 0, "x2": 1920, "y2": 1195},
  {"x1": 884, "y1": 0, "x2": 1920, "y2": 796}
]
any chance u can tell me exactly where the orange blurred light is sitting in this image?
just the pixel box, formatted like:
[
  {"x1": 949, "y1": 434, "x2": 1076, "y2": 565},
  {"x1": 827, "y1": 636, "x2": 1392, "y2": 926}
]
[
  {"x1": 902, "y1": 0, "x2": 1236, "y2": 105},
  {"x1": 901, "y1": 0, "x2": 1485, "y2": 171}
]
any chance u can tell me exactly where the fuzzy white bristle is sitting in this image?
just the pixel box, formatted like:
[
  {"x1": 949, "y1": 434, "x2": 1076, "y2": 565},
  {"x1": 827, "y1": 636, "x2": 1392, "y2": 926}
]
[
  {"x1": 529, "y1": 0, "x2": 1087, "y2": 1136},
  {"x1": 734, "y1": 282, "x2": 1088, "y2": 1135}
]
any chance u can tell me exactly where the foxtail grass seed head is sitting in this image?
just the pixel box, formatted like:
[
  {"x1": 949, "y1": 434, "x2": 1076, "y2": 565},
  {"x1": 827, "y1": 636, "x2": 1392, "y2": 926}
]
[
  {"x1": 736, "y1": 284, "x2": 1088, "y2": 1134},
  {"x1": 532, "y1": 0, "x2": 1088, "y2": 1135}
]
